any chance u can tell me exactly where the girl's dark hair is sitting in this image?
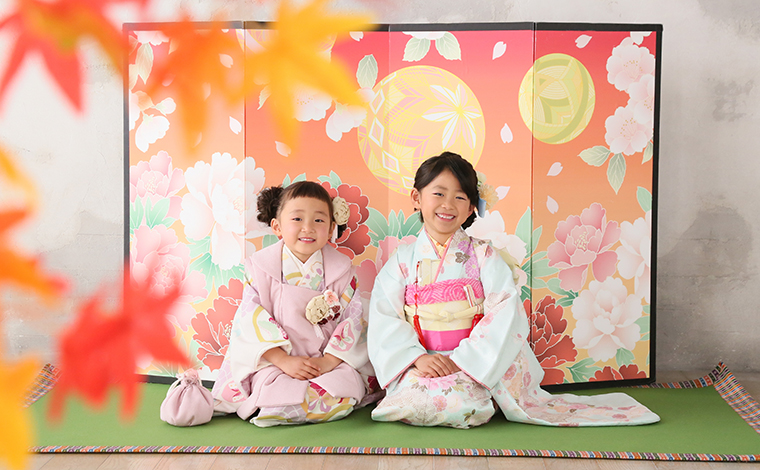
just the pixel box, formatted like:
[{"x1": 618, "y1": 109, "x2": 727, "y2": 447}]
[
  {"x1": 257, "y1": 181, "x2": 347, "y2": 237},
  {"x1": 413, "y1": 151, "x2": 479, "y2": 229}
]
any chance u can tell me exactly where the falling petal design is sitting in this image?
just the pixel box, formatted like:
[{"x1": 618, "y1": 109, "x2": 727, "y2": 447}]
[
  {"x1": 492, "y1": 41, "x2": 507, "y2": 59},
  {"x1": 547, "y1": 195, "x2": 559, "y2": 214},
  {"x1": 500, "y1": 122, "x2": 513, "y2": 143},
  {"x1": 275, "y1": 141, "x2": 292, "y2": 157},
  {"x1": 575, "y1": 34, "x2": 592, "y2": 48},
  {"x1": 548, "y1": 162, "x2": 563, "y2": 176},
  {"x1": 496, "y1": 186, "x2": 510, "y2": 200},
  {"x1": 229, "y1": 116, "x2": 242, "y2": 134}
]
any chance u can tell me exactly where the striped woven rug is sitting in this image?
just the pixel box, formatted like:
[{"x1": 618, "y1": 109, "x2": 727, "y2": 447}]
[{"x1": 26, "y1": 362, "x2": 760, "y2": 461}]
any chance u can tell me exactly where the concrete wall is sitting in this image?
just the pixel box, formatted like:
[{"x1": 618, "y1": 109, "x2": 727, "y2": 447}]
[{"x1": 1, "y1": 0, "x2": 758, "y2": 372}]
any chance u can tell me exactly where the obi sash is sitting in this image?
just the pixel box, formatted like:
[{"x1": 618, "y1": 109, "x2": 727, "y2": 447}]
[{"x1": 403, "y1": 278, "x2": 485, "y2": 352}]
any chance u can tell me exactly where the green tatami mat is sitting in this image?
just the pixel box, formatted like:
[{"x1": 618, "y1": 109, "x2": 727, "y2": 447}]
[{"x1": 31, "y1": 380, "x2": 760, "y2": 459}]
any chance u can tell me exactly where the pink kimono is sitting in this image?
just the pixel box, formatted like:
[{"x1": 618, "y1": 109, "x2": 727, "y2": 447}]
[{"x1": 211, "y1": 240, "x2": 372, "y2": 424}]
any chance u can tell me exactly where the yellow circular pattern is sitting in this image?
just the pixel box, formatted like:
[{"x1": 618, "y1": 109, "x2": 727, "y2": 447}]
[
  {"x1": 518, "y1": 53, "x2": 595, "y2": 144},
  {"x1": 357, "y1": 66, "x2": 485, "y2": 195}
]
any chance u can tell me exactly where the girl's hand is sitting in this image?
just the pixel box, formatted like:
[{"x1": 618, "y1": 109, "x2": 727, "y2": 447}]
[
  {"x1": 277, "y1": 355, "x2": 321, "y2": 380},
  {"x1": 414, "y1": 354, "x2": 460, "y2": 378},
  {"x1": 306, "y1": 353, "x2": 342, "y2": 376},
  {"x1": 263, "y1": 347, "x2": 320, "y2": 380}
]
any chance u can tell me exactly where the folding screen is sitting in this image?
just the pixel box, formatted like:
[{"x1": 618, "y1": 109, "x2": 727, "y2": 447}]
[{"x1": 125, "y1": 22, "x2": 661, "y2": 387}]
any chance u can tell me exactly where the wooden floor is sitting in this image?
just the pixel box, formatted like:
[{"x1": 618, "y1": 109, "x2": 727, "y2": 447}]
[{"x1": 8, "y1": 370, "x2": 760, "y2": 470}]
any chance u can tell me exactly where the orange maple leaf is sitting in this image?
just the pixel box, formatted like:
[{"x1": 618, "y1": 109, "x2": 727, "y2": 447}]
[
  {"x1": 0, "y1": 144, "x2": 36, "y2": 207},
  {"x1": 143, "y1": 19, "x2": 243, "y2": 154},
  {"x1": 0, "y1": 0, "x2": 132, "y2": 111},
  {"x1": 49, "y1": 267, "x2": 189, "y2": 420},
  {"x1": 247, "y1": 0, "x2": 371, "y2": 147},
  {"x1": 0, "y1": 209, "x2": 67, "y2": 305},
  {"x1": 0, "y1": 356, "x2": 39, "y2": 470}
]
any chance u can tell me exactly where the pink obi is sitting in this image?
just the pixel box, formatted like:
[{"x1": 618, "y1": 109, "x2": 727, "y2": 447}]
[
  {"x1": 404, "y1": 278, "x2": 484, "y2": 306},
  {"x1": 420, "y1": 328, "x2": 472, "y2": 352},
  {"x1": 405, "y1": 278, "x2": 485, "y2": 352}
]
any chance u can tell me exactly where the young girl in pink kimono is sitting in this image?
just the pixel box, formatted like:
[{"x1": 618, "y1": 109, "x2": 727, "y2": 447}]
[
  {"x1": 211, "y1": 181, "x2": 375, "y2": 427},
  {"x1": 368, "y1": 152, "x2": 660, "y2": 429}
]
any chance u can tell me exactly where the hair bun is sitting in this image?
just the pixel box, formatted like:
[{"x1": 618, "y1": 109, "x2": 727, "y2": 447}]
[{"x1": 257, "y1": 186, "x2": 283, "y2": 225}]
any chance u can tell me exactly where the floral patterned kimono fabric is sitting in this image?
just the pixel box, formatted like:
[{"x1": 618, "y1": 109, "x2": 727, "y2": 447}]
[
  {"x1": 212, "y1": 240, "x2": 372, "y2": 427},
  {"x1": 368, "y1": 229, "x2": 660, "y2": 429}
]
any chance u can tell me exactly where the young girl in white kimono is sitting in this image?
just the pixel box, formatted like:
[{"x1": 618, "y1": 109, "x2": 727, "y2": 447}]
[
  {"x1": 368, "y1": 152, "x2": 660, "y2": 429},
  {"x1": 211, "y1": 181, "x2": 375, "y2": 427}
]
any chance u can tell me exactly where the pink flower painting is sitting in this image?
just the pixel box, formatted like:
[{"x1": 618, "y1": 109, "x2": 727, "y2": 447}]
[
  {"x1": 606, "y1": 37, "x2": 655, "y2": 93},
  {"x1": 548, "y1": 203, "x2": 620, "y2": 292},
  {"x1": 604, "y1": 106, "x2": 652, "y2": 156},
  {"x1": 129, "y1": 151, "x2": 185, "y2": 218},
  {"x1": 131, "y1": 224, "x2": 208, "y2": 331},
  {"x1": 571, "y1": 277, "x2": 642, "y2": 362},
  {"x1": 627, "y1": 74, "x2": 655, "y2": 126}
]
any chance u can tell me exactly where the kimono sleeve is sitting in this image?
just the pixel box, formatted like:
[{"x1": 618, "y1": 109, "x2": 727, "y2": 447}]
[
  {"x1": 226, "y1": 282, "x2": 292, "y2": 385},
  {"x1": 324, "y1": 276, "x2": 370, "y2": 372},
  {"x1": 367, "y1": 251, "x2": 427, "y2": 388},
  {"x1": 450, "y1": 242, "x2": 529, "y2": 390}
]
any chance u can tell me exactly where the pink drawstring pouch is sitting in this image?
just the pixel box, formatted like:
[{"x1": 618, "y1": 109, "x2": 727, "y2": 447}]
[{"x1": 159, "y1": 369, "x2": 214, "y2": 427}]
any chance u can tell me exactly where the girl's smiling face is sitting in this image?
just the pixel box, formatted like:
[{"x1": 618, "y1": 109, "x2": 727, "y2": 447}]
[
  {"x1": 411, "y1": 169, "x2": 474, "y2": 246},
  {"x1": 271, "y1": 196, "x2": 335, "y2": 262}
]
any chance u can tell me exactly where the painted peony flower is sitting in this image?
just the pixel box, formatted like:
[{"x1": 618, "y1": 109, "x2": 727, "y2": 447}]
[
  {"x1": 180, "y1": 153, "x2": 266, "y2": 270},
  {"x1": 606, "y1": 37, "x2": 656, "y2": 92},
  {"x1": 129, "y1": 151, "x2": 185, "y2": 219},
  {"x1": 616, "y1": 211, "x2": 651, "y2": 302},
  {"x1": 548, "y1": 203, "x2": 620, "y2": 292},
  {"x1": 321, "y1": 182, "x2": 371, "y2": 258},
  {"x1": 590, "y1": 364, "x2": 647, "y2": 382},
  {"x1": 571, "y1": 277, "x2": 642, "y2": 362},
  {"x1": 131, "y1": 224, "x2": 207, "y2": 331},
  {"x1": 604, "y1": 105, "x2": 652, "y2": 156},
  {"x1": 191, "y1": 279, "x2": 244, "y2": 371},
  {"x1": 525, "y1": 297, "x2": 577, "y2": 385}
]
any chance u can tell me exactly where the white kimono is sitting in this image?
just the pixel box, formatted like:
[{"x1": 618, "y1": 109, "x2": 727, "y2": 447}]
[{"x1": 368, "y1": 228, "x2": 659, "y2": 428}]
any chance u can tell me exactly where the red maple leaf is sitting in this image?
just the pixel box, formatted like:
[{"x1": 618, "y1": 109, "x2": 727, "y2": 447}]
[
  {"x1": 49, "y1": 267, "x2": 189, "y2": 420},
  {"x1": 0, "y1": 0, "x2": 137, "y2": 111}
]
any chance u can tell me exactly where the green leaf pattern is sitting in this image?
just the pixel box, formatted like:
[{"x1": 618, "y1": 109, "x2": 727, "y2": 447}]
[
  {"x1": 607, "y1": 153, "x2": 626, "y2": 194},
  {"x1": 356, "y1": 54, "x2": 378, "y2": 89}
]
